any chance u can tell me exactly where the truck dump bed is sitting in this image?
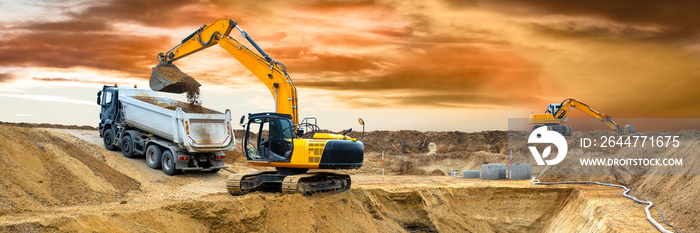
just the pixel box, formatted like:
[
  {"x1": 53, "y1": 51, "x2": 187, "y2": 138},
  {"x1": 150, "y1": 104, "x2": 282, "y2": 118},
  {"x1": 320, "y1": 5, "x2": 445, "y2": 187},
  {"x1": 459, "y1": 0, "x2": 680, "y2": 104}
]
[{"x1": 118, "y1": 89, "x2": 233, "y2": 153}]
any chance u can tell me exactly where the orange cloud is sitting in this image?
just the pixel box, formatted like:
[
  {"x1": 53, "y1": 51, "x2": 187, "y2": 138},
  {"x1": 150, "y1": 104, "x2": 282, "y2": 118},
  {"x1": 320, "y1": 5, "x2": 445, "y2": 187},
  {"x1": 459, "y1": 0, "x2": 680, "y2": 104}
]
[
  {"x1": 482, "y1": 1, "x2": 700, "y2": 33},
  {"x1": 1, "y1": 0, "x2": 699, "y2": 119},
  {"x1": 0, "y1": 31, "x2": 168, "y2": 75},
  {"x1": 0, "y1": 72, "x2": 15, "y2": 83},
  {"x1": 67, "y1": 0, "x2": 225, "y2": 28}
]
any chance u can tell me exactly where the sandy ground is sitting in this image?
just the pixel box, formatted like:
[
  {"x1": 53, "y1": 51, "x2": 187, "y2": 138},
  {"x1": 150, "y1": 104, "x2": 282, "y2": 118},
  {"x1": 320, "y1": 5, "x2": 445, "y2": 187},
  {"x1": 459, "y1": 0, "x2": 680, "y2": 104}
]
[{"x1": 0, "y1": 125, "x2": 692, "y2": 232}]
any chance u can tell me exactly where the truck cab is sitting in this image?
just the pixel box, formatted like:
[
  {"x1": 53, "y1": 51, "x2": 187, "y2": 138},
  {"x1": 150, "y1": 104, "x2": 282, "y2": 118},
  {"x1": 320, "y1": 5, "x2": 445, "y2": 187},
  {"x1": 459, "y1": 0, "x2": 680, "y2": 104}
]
[{"x1": 97, "y1": 85, "x2": 119, "y2": 138}]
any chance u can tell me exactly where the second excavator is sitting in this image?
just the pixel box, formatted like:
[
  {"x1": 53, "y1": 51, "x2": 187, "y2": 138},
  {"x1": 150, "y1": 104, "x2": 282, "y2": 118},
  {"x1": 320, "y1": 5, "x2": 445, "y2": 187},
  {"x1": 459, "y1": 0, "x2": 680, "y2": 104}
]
[
  {"x1": 150, "y1": 19, "x2": 364, "y2": 195},
  {"x1": 529, "y1": 98, "x2": 637, "y2": 136}
]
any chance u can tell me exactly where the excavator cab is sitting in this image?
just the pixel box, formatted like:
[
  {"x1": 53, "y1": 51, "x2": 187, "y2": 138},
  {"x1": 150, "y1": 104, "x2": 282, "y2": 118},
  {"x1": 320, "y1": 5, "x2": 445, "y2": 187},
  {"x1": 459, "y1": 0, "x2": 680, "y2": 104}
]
[
  {"x1": 547, "y1": 103, "x2": 568, "y2": 122},
  {"x1": 547, "y1": 104, "x2": 561, "y2": 115},
  {"x1": 243, "y1": 113, "x2": 294, "y2": 162}
]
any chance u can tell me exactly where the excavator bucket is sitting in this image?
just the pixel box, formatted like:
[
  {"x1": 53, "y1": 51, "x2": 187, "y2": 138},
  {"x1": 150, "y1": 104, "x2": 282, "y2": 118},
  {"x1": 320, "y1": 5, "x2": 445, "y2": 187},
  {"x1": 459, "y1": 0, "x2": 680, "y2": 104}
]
[
  {"x1": 149, "y1": 63, "x2": 201, "y2": 94},
  {"x1": 623, "y1": 124, "x2": 637, "y2": 134}
]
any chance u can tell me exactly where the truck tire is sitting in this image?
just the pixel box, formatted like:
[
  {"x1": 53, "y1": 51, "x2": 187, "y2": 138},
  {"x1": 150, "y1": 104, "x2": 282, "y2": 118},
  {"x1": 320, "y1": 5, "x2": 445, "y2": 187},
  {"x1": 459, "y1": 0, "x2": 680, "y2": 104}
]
[
  {"x1": 564, "y1": 125, "x2": 572, "y2": 136},
  {"x1": 103, "y1": 129, "x2": 117, "y2": 151},
  {"x1": 207, "y1": 168, "x2": 221, "y2": 173},
  {"x1": 161, "y1": 150, "x2": 180, "y2": 176},
  {"x1": 121, "y1": 134, "x2": 138, "y2": 158},
  {"x1": 146, "y1": 145, "x2": 162, "y2": 169}
]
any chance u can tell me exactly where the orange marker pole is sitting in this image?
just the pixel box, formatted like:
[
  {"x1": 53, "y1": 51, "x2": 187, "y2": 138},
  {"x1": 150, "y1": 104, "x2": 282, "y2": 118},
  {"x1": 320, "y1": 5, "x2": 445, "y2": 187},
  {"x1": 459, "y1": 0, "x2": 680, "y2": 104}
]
[{"x1": 382, "y1": 151, "x2": 384, "y2": 183}]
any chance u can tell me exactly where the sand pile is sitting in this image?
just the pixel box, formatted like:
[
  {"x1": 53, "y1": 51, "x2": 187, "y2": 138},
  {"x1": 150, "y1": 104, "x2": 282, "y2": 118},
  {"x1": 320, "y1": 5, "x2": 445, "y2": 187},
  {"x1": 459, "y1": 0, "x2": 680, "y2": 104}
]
[
  {"x1": 343, "y1": 130, "x2": 508, "y2": 176},
  {"x1": 0, "y1": 125, "x2": 140, "y2": 211},
  {"x1": 524, "y1": 130, "x2": 700, "y2": 232},
  {"x1": 163, "y1": 187, "x2": 578, "y2": 232},
  {"x1": 347, "y1": 130, "x2": 508, "y2": 155},
  {"x1": 6, "y1": 186, "x2": 589, "y2": 232},
  {"x1": 348, "y1": 129, "x2": 698, "y2": 232},
  {"x1": 131, "y1": 96, "x2": 219, "y2": 114},
  {"x1": 0, "y1": 121, "x2": 96, "y2": 130},
  {"x1": 0, "y1": 125, "x2": 692, "y2": 232},
  {"x1": 6, "y1": 182, "x2": 662, "y2": 233}
]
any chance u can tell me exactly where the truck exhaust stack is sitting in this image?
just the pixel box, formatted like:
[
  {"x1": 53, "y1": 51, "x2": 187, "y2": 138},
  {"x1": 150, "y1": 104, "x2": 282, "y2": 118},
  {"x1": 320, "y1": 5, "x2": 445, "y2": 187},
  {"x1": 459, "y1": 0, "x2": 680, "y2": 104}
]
[{"x1": 149, "y1": 64, "x2": 201, "y2": 94}]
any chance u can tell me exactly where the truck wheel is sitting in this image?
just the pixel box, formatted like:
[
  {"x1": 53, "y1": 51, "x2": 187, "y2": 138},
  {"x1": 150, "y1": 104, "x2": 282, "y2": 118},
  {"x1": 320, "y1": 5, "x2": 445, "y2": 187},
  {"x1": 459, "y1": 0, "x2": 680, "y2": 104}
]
[
  {"x1": 207, "y1": 168, "x2": 221, "y2": 173},
  {"x1": 564, "y1": 125, "x2": 573, "y2": 136},
  {"x1": 146, "y1": 145, "x2": 162, "y2": 169},
  {"x1": 103, "y1": 129, "x2": 117, "y2": 151},
  {"x1": 121, "y1": 134, "x2": 137, "y2": 158},
  {"x1": 161, "y1": 150, "x2": 179, "y2": 176}
]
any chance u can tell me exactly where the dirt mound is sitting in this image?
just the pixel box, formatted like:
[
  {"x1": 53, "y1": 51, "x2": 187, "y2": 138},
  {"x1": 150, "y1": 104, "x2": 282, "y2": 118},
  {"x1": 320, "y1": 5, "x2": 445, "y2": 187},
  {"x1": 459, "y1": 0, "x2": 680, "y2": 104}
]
[
  {"x1": 334, "y1": 130, "x2": 509, "y2": 176},
  {"x1": 537, "y1": 175, "x2": 699, "y2": 232},
  {"x1": 14, "y1": 187, "x2": 576, "y2": 232},
  {"x1": 0, "y1": 125, "x2": 139, "y2": 211},
  {"x1": 347, "y1": 130, "x2": 508, "y2": 155},
  {"x1": 352, "y1": 150, "x2": 507, "y2": 177},
  {"x1": 8, "y1": 183, "x2": 660, "y2": 233},
  {"x1": 534, "y1": 130, "x2": 700, "y2": 232},
  {"x1": 0, "y1": 121, "x2": 96, "y2": 130},
  {"x1": 0, "y1": 124, "x2": 685, "y2": 232},
  {"x1": 131, "y1": 96, "x2": 219, "y2": 114}
]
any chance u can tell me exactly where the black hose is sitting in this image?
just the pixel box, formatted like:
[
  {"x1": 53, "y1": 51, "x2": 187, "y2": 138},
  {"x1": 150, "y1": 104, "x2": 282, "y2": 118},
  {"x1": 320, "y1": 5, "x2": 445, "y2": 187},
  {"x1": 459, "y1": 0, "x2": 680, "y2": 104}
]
[{"x1": 241, "y1": 31, "x2": 271, "y2": 62}]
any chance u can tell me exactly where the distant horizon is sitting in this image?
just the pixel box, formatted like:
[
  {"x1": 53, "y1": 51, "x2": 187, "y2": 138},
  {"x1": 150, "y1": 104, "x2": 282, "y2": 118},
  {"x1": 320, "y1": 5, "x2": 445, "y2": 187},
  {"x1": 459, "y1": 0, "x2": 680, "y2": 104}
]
[{"x1": 4, "y1": 117, "x2": 699, "y2": 134}]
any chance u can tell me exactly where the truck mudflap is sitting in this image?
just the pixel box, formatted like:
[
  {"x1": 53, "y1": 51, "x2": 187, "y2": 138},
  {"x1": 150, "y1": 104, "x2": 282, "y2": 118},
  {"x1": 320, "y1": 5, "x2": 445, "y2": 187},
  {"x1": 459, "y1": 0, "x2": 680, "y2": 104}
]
[
  {"x1": 181, "y1": 165, "x2": 228, "y2": 171},
  {"x1": 173, "y1": 151, "x2": 227, "y2": 172}
]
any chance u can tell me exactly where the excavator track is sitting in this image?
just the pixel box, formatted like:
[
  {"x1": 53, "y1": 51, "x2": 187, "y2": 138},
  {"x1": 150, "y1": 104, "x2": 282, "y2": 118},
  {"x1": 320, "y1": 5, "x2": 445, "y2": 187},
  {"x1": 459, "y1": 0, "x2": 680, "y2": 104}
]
[
  {"x1": 282, "y1": 173, "x2": 351, "y2": 196},
  {"x1": 226, "y1": 170, "x2": 277, "y2": 195},
  {"x1": 228, "y1": 171, "x2": 351, "y2": 196}
]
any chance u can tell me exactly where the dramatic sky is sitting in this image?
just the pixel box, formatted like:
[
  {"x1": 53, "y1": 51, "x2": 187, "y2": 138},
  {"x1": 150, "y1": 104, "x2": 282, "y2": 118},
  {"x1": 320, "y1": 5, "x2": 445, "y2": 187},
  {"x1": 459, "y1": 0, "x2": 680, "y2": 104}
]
[{"x1": 0, "y1": 0, "x2": 698, "y2": 131}]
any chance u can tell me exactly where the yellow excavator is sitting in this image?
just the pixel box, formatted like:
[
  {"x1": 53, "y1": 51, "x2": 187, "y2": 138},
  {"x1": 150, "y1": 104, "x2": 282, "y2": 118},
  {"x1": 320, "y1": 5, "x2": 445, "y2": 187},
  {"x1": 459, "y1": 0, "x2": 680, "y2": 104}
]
[
  {"x1": 150, "y1": 19, "x2": 364, "y2": 195},
  {"x1": 529, "y1": 98, "x2": 636, "y2": 136}
]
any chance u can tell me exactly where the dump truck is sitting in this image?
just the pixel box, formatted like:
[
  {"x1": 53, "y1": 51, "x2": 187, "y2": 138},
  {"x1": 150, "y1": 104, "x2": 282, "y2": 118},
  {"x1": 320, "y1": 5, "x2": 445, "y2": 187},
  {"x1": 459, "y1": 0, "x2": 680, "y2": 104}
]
[{"x1": 97, "y1": 84, "x2": 233, "y2": 175}]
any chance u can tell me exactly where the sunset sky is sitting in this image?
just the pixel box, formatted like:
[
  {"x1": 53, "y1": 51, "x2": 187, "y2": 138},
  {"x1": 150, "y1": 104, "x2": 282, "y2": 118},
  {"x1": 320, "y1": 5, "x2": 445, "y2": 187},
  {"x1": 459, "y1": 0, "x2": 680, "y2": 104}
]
[{"x1": 0, "y1": 0, "x2": 698, "y2": 131}]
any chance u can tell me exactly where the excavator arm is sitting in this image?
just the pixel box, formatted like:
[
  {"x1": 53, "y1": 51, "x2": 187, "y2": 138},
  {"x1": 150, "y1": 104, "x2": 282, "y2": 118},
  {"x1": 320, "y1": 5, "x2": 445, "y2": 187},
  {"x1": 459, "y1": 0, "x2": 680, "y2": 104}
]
[
  {"x1": 153, "y1": 19, "x2": 299, "y2": 125},
  {"x1": 553, "y1": 98, "x2": 623, "y2": 132}
]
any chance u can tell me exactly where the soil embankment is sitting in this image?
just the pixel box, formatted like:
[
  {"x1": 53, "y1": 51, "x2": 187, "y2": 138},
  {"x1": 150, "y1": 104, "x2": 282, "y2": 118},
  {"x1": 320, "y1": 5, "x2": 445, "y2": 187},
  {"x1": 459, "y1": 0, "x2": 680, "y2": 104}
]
[
  {"x1": 0, "y1": 125, "x2": 139, "y2": 212},
  {"x1": 0, "y1": 124, "x2": 694, "y2": 232}
]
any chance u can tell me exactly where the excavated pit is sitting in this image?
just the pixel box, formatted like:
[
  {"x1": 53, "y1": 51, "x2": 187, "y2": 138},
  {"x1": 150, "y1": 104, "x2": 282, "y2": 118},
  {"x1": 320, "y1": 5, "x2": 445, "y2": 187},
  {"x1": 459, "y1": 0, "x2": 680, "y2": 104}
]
[
  {"x1": 0, "y1": 125, "x2": 693, "y2": 232},
  {"x1": 5, "y1": 186, "x2": 590, "y2": 233}
]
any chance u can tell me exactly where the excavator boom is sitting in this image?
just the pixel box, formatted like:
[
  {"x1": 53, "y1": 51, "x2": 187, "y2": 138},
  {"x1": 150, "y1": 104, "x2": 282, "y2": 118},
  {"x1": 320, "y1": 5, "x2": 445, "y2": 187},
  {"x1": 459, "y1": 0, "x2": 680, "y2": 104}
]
[
  {"x1": 529, "y1": 98, "x2": 636, "y2": 136},
  {"x1": 553, "y1": 98, "x2": 623, "y2": 132},
  {"x1": 151, "y1": 19, "x2": 299, "y2": 124}
]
